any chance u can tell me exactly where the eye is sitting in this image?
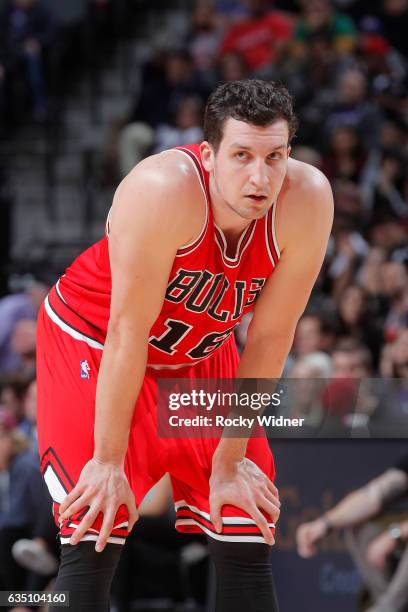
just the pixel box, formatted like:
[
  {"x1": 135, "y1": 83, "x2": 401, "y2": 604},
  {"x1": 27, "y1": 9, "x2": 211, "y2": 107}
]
[
  {"x1": 268, "y1": 153, "x2": 282, "y2": 161},
  {"x1": 235, "y1": 151, "x2": 249, "y2": 160}
]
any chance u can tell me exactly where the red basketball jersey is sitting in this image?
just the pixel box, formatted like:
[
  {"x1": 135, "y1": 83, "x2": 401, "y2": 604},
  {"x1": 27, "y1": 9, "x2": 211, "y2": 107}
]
[{"x1": 46, "y1": 144, "x2": 280, "y2": 370}]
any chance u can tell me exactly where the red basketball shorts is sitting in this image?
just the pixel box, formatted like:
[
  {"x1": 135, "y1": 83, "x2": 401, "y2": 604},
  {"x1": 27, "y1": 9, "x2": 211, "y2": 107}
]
[{"x1": 36, "y1": 291, "x2": 276, "y2": 546}]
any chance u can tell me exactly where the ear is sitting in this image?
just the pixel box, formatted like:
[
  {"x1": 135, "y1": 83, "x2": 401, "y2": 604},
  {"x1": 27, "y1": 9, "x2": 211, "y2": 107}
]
[
  {"x1": 287, "y1": 145, "x2": 291, "y2": 158},
  {"x1": 200, "y1": 141, "x2": 214, "y2": 172}
]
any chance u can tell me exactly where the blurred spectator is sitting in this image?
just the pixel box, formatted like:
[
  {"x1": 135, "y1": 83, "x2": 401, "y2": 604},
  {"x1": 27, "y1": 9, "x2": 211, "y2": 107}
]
[
  {"x1": 325, "y1": 68, "x2": 383, "y2": 148},
  {"x1": 153, "y1": 95, "x2": 204, "y2": 154},
  {"x1": 9, "y1": 319, "x2": 36, "y2": 377},
  {"x1": 293, "y1": 312, "x2": 339, "y2": 358},
  {"x1": 18, "y1": 378, "x2": 37, "y2": 451},
  {"x1": 0, "y1": 279, "x2": 47, "y2": 375},
  {"x1": 219, "y1": 0, "x2": 294, "y2": 74},
  {"x1": 0, "y1": 373, "x2": 31, "y2": 424},
  {"x1": 0, "y1": 0, "x2": 56, "y2": 121},
  {"x1": 296, "y1": 455, "x2": 408, "y2": 612},
  {"x1": 331, "y1": 338, "x2": 373, "y2": 378},
  {"x1": 286, "y1": 352, "x2": 332, "y2": 426},
  {"x1": 119, "y1": 95, "x2": 204, "y2": 177},
  {"x1": 361, "y1": 148, "x2": 408, "y2": 226},
  {"x1": 216, "y1": 50, "x2": 250, "y2": 83},
  {"x1": 337, "y1": 285, "x2": 384, "y2": 367},
  {"x1": 128, "y1": 50, "x2": 206, "y2": 131},
  {"x1": 322, "y1": 125, "x2": 368, "y2": 182},
  {"x1": 380, "y1": 0, "x2": 408, "y2": 56},
  {"x1": 0, "y1": 408, "x2": 50, "y2": 595},
  {"x1": 380, "y1": 262, "x2": 408, "y2": 343},
  {"x1": 292, "y1": 0, "x2": 357, "y2": 58},
  {"x1": 187, "y1": 1, "x2": 224, "y2": 79}
]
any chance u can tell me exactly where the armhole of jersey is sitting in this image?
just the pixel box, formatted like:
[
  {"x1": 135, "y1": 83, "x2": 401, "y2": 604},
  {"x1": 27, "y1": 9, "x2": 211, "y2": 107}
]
[
  {"x1": 105, "y1": 206, "x2": 112, "y2": 238},
  {"x1": 265, "y1": 200, "x2": 281, "y2": 267},
  {"x1": 172, "y1": 148, "x2": 209, "y2": 257}
]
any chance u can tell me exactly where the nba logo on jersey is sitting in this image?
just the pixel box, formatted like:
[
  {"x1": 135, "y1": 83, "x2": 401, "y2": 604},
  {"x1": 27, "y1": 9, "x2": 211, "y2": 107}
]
[{"x1": 80, "y1": 360, "x2": 91, "y2": 379}]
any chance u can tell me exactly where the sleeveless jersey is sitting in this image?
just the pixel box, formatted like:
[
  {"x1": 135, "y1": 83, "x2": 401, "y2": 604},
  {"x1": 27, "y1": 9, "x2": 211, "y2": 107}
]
[{"x1": 45, "y1": 144, "x2": 281, "y2": 370}]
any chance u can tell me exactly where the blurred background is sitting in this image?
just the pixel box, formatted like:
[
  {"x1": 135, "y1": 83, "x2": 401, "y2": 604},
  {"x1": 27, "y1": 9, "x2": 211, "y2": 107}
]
[{"x1": 0, "y1": 0, "x2": 407, "y2": 610}]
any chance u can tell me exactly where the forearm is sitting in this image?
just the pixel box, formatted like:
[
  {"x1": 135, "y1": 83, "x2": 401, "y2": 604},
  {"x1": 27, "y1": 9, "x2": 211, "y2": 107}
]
[
  {"x1": 323, "y1": 488, "x2": 382, "y2": 530},
  {"x1": 94, "y1": 326, "x2": 148, "y2": 465},
  {"x1": 214, "y1": 335, "x2": 292, "y2": 466}
]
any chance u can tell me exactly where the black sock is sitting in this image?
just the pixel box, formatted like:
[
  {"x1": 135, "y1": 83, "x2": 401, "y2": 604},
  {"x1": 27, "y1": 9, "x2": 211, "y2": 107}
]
[{"x1": 207, "y1": 538, "x2": 280, "y2": 612}]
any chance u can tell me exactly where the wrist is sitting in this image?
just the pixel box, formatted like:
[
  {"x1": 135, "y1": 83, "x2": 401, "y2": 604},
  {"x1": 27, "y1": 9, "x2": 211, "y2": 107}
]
[
  {"x1": 213, "y1": 439, "x2": 247, "y2": 467},
  {"x1": 319, "y1": 514, "x2": 334, "y2": 536},
  {"x1": 92, "y1": 455, "x2": 124, "y2": 469}
]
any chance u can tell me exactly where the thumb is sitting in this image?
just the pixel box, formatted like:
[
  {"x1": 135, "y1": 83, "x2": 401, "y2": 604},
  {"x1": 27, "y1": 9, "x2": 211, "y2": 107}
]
[{"x1": 210, "y1": 499, "x2": 223, "y2": 534}]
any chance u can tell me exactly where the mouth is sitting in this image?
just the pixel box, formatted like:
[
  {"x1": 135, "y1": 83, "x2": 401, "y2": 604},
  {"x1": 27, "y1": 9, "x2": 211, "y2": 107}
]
[
  {"x1": 245, "y1": 195, "x2": 268, "y2": 203},
  {"x1": 245, "y1": 193, "x2": 267, "y2": 202}
]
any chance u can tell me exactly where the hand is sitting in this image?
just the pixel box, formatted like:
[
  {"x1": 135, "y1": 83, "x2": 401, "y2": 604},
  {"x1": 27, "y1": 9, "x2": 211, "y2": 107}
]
[
  {"x1": 209, "y1": 457, "x2": 280, "y2": 545},
  {"x1": 59, "y1": 458, "x2": 138, "y2": 552},
  {"x1": 296, "y1": 518, "x2": 328, "y2": 558},
  {"x1": 366, "y1": 531, "x2": 397, "y2": 571}
]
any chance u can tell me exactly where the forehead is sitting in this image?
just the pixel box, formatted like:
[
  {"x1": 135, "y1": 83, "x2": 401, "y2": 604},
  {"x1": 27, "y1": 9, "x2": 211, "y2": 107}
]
[{"x1": 220, "y1": 117, "x2": 289, "y2": 150}]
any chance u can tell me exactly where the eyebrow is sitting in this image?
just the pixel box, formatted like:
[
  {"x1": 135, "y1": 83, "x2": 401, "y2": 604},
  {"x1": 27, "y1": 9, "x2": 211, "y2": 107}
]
[{"x1": 230, "y1": 143, "x2": 288, "y2": 152}]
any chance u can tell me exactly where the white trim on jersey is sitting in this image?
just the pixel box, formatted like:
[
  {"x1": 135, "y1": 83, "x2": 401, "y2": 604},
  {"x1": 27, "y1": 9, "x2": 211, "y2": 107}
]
[
  {"x1": 271, "y1": 197, "x2": 281, "y2": 260},
  {"x1": 172, "y1": 148, "x2": 209, "y2": 256},
  {"x1": 175, "y1": 519, "x2": 271, "y2": 544},
  {"x1": 214, "y1": 221, "x2": 257, "y2": 269},
  {"x1": 264, "y1": 210, "x2": 276, "y2": 267},
  {"x1": 44, "y1": 296, "x2": 104, "y2": 350},
  {"x1": 174, "y1": 499, "x2": 274, "y2": 528}
]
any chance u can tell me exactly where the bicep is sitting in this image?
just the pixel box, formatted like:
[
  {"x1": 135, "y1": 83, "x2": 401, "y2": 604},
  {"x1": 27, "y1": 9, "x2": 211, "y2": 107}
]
[{"x1": 107, "y1": 169, "x2": 191, "y2": 335}]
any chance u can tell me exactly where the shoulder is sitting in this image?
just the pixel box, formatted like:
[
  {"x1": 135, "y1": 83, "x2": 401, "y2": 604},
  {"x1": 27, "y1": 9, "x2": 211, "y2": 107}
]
[
  {"x1": 109, "y1": 149, "x2": 205, "y2": 245},
  {"x1": 276, "y1": 158, "x2": 334, "y2": 251}
]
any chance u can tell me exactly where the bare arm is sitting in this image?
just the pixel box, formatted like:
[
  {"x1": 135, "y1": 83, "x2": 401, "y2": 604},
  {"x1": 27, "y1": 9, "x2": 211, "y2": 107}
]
[
  {"x1": 213, "y1": 164, "x2": 334, "y2": 465},
  {"x1": 59, "y1": 152, "x2": 203, "y2": 550},
  {"x1": 297, "y1": 468, "x2": 408, "y2": 558},
  {"x1": 209, "y1": 163, "x2": 333, "y2": 541}
]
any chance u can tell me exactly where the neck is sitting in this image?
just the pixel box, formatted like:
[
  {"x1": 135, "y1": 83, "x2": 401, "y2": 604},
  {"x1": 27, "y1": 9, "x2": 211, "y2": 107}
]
[{"x1": 208, "y1": 174, "x2": 252, "y2": 240}]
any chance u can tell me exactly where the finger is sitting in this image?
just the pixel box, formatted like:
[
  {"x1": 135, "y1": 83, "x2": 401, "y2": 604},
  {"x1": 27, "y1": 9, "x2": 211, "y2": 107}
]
[
  {"x1": 95, "y1": 510, "x2": 116, "y2": 553},
  {"x1": 257, "y1": 497, "x2": 280, "y2": 524},
  {"x1": 209, "y1": 497, "x2": 223, "y2": 534},
  {"x1": 69, "y1": 506, "x2": 100, "y2": 545},
  {"x1": 264, "y1": 488, "x2": 281, "y2": 509},
  {"x1": 59, "y1": 486, "x2": 85, "y2": 515},
  {"x1": 266, "y1": 479, "x2": 279, "y2": 499},
  {"x1": 126, "y1": 500, "x2": 139, "y2": 532},
  {"x1": 249, "y1": 505, "x2": 274, "y2": 545},
  {"x1": 59, "y1": 496, "x2": 91, "y2": 522}
]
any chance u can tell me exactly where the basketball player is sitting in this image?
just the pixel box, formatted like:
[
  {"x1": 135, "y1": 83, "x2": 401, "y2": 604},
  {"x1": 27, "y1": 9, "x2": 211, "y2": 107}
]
[{"x1": 36, "y1": 80, "x2": 333, "y2": 611}]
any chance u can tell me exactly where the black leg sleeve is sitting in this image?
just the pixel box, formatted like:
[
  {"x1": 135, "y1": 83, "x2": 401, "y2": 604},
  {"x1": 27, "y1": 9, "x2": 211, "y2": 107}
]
[
  {"x1": 207, "y1": 538, "x2": 280, "y2": 612},
  {"x1": 49, "y1": 542, "x2": 122, "y2": 612}
]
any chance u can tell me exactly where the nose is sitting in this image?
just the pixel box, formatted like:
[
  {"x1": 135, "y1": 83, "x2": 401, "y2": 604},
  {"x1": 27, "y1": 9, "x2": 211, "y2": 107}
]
[{"x1": 249, "y1": 159, "x2": 268, "y2": 191}]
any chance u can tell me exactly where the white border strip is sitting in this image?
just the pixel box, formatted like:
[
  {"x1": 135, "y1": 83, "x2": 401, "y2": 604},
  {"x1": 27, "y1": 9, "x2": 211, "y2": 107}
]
[
  {"x1": 172, "y1": 148, "x2": 209, "y2": 256},
  {"x1": 214, "y1": 222, "x2": 257, "y2": 269},
  {"x1": 174, "y1": 500, "x2": 274, "y2": 528},
  {"x1": 44, "y1": 296, "x2": 104, "y2": 350},
  {"x1": 271, "y1": 200, "x2": 281, "y2": 260},
  {"x1": 176, "y1": 518, "x2": 270, "y2": 544}
]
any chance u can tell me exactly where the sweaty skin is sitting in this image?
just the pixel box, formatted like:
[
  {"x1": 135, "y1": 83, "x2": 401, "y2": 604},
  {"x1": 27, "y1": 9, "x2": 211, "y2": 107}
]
[{"x1": 59, "y1": 118, "x2": 334, "y2": 551}]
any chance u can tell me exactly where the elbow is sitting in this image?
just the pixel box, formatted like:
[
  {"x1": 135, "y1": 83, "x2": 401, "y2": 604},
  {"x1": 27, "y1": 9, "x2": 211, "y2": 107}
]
[{"x1": 107, "y1": 316, "x2": 150, "y2": 348}]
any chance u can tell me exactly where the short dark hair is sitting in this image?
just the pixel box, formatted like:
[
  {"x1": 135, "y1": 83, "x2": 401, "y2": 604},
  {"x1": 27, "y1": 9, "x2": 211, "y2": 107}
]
[{"x1": 204, "y1": 79, "x2": 298, "y2": 150}]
